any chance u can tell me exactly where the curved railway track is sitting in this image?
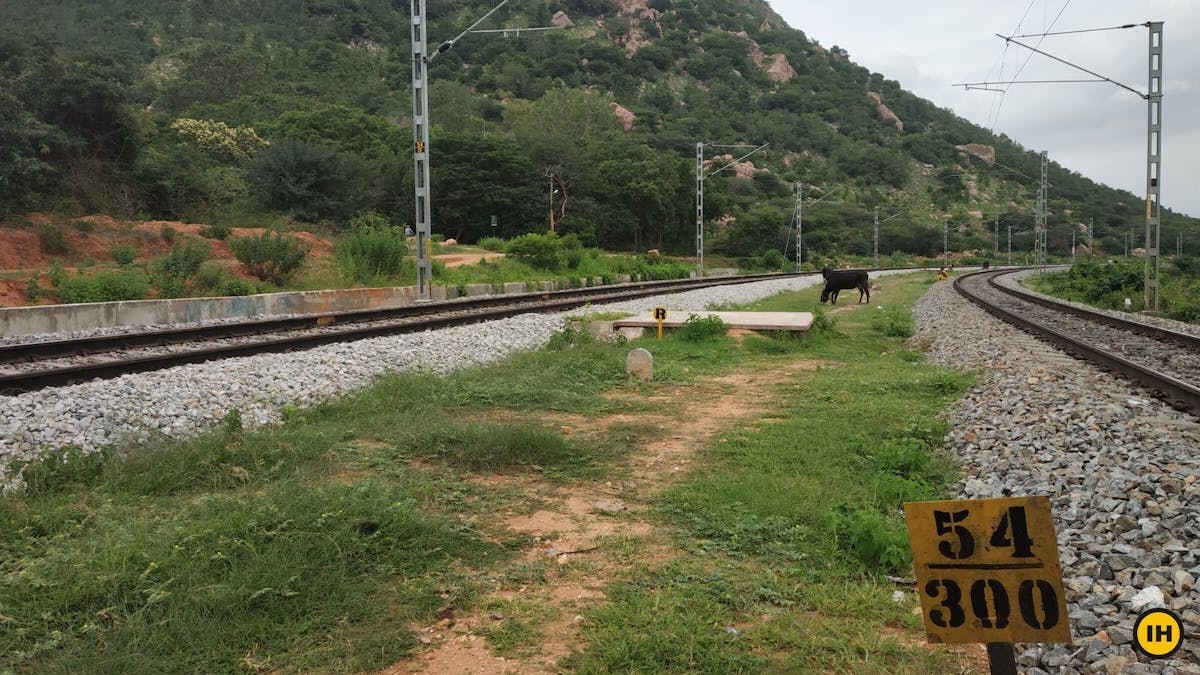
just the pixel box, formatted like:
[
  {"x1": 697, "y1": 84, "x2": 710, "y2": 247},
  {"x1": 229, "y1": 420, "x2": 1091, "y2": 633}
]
[
  {"x1": 954, "y1": 269, "x2": 1200, "y2": 415},
  {"x1": 0, "y1": 272, "x2": 807, "y2": 395}
]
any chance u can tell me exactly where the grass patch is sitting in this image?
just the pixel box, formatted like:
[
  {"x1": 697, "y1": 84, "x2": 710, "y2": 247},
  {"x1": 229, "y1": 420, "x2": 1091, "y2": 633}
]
[
  {"x1": 569, "y1": 273, "x2": 979, "y2": 673},
  {"x1": 1, "y1": 272, "x2": 976, "y2": 673}
]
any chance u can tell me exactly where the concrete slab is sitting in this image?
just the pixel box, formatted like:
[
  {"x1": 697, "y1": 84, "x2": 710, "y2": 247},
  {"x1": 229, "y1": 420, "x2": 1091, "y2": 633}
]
[{"x1": 613, "y1": 311, "x2": 813, "y2": 332}]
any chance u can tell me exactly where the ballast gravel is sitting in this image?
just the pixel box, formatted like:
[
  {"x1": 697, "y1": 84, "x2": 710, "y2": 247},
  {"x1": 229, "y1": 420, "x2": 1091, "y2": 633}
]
[
  {"x1": 1, "y1": 273, "x2": 913, "y2": 491},
  {"x1": 913, "y1": 278, "x2": 1200, "y2": 674}
]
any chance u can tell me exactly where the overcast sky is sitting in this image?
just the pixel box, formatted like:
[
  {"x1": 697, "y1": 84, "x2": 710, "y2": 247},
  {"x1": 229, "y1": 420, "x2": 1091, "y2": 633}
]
[{"x1": 769, "y1": 1, "x2": 1200, "y2": 217}]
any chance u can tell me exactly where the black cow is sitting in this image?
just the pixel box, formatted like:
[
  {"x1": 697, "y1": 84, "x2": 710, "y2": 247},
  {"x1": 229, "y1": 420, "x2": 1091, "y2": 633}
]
[{"x1": 819, "y1": 267, "x2": 870, "y2": 305}]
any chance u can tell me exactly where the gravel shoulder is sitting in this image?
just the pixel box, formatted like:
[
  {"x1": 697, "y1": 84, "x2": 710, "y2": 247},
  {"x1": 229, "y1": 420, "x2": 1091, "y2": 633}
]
[{"x1": 914, "y1": 278, "x2": 1200, "y2": 674}]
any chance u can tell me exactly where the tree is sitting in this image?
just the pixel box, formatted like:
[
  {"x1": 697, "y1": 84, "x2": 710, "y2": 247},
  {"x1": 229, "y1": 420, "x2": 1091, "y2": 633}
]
[{"x1": 248, "y1": 139, "x2": 363, "y2": 222}]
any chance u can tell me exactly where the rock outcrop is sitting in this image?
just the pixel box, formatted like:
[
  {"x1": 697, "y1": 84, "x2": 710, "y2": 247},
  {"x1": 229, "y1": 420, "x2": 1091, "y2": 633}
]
[
  {"x1": 610, "y1": 102, "x2": 635, "y2": 133},
  {"x1": 867, "y1": 92, "x2": 903, "y2": 131},
  {"x1": 736, "y1": 31, "x2": 796, "y2": 83},
  {"x1": 954, "y1": 143, "x2": 996, "y2": 165},
  {"x1": 550, "y1": 11, "x2": 573, "y2": 28}
]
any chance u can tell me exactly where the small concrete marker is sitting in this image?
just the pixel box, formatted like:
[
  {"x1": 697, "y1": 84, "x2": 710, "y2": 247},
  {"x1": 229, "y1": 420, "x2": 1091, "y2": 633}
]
[{"x1": 626, "y1": 348, "x2": 653, "y2": 380}]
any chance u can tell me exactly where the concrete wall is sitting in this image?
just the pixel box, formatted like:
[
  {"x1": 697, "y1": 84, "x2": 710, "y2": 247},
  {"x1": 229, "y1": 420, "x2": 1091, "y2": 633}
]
[
  {"x1": 0, "y1": 271, "x2": 737, "y2": 338},
  {"x1": 0, "y1": 284, "x2": 459, "y2": 337}
]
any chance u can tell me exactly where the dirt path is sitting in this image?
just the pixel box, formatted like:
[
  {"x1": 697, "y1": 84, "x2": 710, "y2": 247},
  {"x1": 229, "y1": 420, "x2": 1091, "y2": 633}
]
[
  {"x1": 382, "y1": 361, "x2": 825, "y2": 674},
  {"x1": 434, "y1": 253, "x2": 505, "y2": 268}
]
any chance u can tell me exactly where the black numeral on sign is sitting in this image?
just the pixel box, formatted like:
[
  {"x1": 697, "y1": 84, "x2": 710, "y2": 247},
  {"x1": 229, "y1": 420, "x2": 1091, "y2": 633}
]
[
  {"x1": 925, "y1": 578, "x2": 1060, "y2": 631},
  {"x1": 933, "y1": 509, "x2": 974, "y2": 559},
  {"x1": 924, "y1": 579, "x2": 966, "y2": 628},
  {"x1": 989, "y1": 506, "x2": 1035, "y2": 558},
  {"x1": 970, "y1": 579, "x2": 1011, "y2": 629},
  {"x1": 1018, "y1": 579, "x2": 1060, "y2": 629}
]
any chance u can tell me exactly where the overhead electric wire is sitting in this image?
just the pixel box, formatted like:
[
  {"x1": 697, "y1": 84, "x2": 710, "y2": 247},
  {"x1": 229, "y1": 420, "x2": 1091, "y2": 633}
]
[
  {"x1": 991, "y1": 0, "x2": 1072, "y2": 130},
  {"x1": 1006, "y1": 23, "x2": 1141, "y2": 38}
]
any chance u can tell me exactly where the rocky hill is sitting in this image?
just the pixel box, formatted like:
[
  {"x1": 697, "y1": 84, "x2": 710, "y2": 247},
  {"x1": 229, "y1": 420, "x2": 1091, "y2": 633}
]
[{"x1": 0, "y1": 0, "x2": 1194, "y2": 261}]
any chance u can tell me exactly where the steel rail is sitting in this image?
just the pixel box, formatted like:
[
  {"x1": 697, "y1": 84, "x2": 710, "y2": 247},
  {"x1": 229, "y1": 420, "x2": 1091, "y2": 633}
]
[
  {"x1": 953, "y1": 269, "x2": 1200, "y2": 415},
  {"x1": 0, "y1": 273, "x2": 790, "y2": 366},
  {"x1": 0, "y1": 272, "x2": 808, "y2": 395}
]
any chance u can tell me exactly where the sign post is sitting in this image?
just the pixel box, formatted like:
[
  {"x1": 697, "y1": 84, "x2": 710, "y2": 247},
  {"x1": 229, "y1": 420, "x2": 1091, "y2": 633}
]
[
  {"x1": 904, "y1": 496, "x2": 1071, "y2": 675},
  {"x1": 654, "y1": 306, "x2": 666, "y2": 339}
]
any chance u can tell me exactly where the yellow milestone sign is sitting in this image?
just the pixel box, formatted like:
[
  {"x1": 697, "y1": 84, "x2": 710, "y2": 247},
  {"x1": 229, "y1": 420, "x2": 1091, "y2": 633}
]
[
  {"x1": 904, "y1": 496, "x2": 1071, "y2": 645},
  {"x1": 1133, "y1": 608, "x2": 1184, "y2": 659},
  {"x1": 654, "y1": 306, "x2": 666, "y2": 339}
]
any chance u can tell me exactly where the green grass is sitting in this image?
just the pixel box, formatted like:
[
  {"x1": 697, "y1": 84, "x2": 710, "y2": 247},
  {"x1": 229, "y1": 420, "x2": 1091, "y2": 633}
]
[
  {"x1": 1, "y1": 272, "x2": 978, "y2": 673},
  {"x1": 567, "y1": 273, "x2": 980, "y2": 673}
]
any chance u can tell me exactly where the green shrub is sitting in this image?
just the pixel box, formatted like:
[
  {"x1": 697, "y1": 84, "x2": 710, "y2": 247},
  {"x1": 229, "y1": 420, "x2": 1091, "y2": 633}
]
[
  {"x1": 677, "y1": 314, "x2": 729, "y2": 342},
  {"x1": 760, "y1": 248, "x2": 787, "y2": 270},
  {"x1": 57, "y1": 271, "x2": 150, "y2": 303},
  {"x1": 152, "y1": 240, "x2": 211, "y2": 297},
  {"x1": 335, "y1": 227, "x2": 408, "y2": 283},
  {"x1": 48, "y1": 260, "x2": 66, "y2": 287},
  {"x1": 831, "y1": 506, "x2": 911, "y2": 572},
  {"x1": 809, "y1": 307, "x2": 837, "y2": 336},
  {"x1": 348, "y1": 211, "x2": 391, "y2": 231},
  {"x1": 477, "y1": 236, "x2": 505, "y2": 252},
  {"x1": 219, "y1": 278, "x2": 255, "y2": 296},
  {"x1": 25, "y1": 277, "x2": 40, "y2": 303},
  {"x1": 230, "y1": 231, "x2": 309, "y2": 284},
  {"x1": 869, "y1": 306, "x2": 915, "y2": 338},
  {"x1": 505, "y1": 232, "x2": 564, "y2": 270},
  {"x1": 72, "y1": 219, "x2": 96, "y2": 233},
  {"x1": 111, "y1": 243, "x2": 137, "y2": 267},
  {"x1": 161, "y1": 225, "x2": 177, "y2": 243},
  {"x1": 195, "y1": 261, "x2": 227, "y2": 292},
  {"x1": 198, "y1": 223, "x2": 232, "y2": 240},
  {"x1": 36, "y1": 223, "x2": 69, "y2": 255}
]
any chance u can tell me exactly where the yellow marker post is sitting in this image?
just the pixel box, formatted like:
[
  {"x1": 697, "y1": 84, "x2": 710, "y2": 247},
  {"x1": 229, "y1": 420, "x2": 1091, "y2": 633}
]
[{"x1": 654, "y1": 306, "x2": 666, "y2": 339}]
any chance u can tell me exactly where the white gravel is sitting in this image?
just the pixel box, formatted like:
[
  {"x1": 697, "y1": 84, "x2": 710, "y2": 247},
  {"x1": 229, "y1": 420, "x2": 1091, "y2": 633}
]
[
  {"x1": 913, "y1": 277, "x2": 1200, "y2": 673},
  {"x1": 0, "y1": 273, "x2": 910, "y2": 491}
]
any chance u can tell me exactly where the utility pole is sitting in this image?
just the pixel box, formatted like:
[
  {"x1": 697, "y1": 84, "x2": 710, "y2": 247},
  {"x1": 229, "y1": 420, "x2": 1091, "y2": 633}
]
[
  {"x1": 943, "y1": 217, "x2": 949, "y2": 265},
  {"x1": 1126, "y1": 229, "x2": 1132, "y2": 258},
  {"x1": 1178, "y1": 232, "x2": 1183, "y2": 258},
  {"x1": 695, "y1": 142, "x2": 768, "y2": 277},
  {"x1": 695, "y1": 142, "x2": 704, "y2": 276},
  {"x1": 1007, "y1": 223, "x2": 1012, "y2": 266},
  {"x1": 794, "y1": 183, "x2": 803, "y2": 272},
  {"x1": 994, "y1": 212, "x2": 1000, "y2": 256},
  {"x1": 1035, "y1": 150, "x2": 1048, "y2": 272},
  {"x1": 873, "y1": 206, "x2": 880, "y2": 268},
  {"x1": 1145, "y1": 21, "x2": 1164, "y2": 310},
  {"x1": 1089, "y1": 217, "x2": 1094, "y2": 256},
  {"x1": 410, "y1": 0, "x2": 435, "y2": 300},
  {"x1": 1072, "y1": 232, "x2": 1076, "y2": 260}
]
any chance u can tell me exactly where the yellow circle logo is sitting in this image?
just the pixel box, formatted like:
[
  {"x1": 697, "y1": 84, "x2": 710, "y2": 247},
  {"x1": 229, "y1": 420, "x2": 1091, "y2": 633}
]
[{"x1": 1133, "y1": 608, "x2": 1184, "y2": 658}]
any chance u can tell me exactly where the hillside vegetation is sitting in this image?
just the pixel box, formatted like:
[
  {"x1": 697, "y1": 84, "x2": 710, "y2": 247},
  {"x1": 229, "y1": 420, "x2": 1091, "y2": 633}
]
[{"x1": 1, "y1": 0, "x2": 1195, "y2": 264}]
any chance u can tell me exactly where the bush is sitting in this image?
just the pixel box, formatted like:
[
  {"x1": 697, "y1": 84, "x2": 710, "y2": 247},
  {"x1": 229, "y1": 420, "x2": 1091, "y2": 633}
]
[
  {"x1": 760, "y1": 248, "x2": 787, "y2": 271},
  {"x1": 198, "y1": 223, "x2": 232, "y2": 240},
  {"x1": 477, "y1": 236, "x2": 505, "y2": 252},
  {"x1": 348, "y1": 211, "x2": 391, "y2": 231},
  {"x1": 335, "y1": 227, "x2": 408, "y2": 283},
  {"x1": 25, "y1": 277, "x2": 40, "y2": 302},
  {"x1": 36, "y1": 223, "x2": 69, "y2": 255},
  {"x1": 677, "y1": 314, "x2": 729, "y2": 342},
  {"x1": 505, "y1": 232, "x2": 564, "y2": 270},
  {"x1": 219, "y1": 278, "x2": 255, "y2": 296},
  {"x1": 870, "y1": 306, "x2": 915, "y2": 338},
  {"x1": 72, "y1": 219, "x2": 96, "y2": 233},
  {"x1": 48, "y1": 260, "x2": 66, "y2": 287},
  {"x1": 111, "y1": 243, "x2": 137, "y2": 267},
  {"x1": 230, "y1": 231, "x2": 309, "y2": 284},
  {"x1": 57, "y1": 271, "x2": 150, "y2": 303},
  {"x1": 195, "y1": 261, "x2": 226, "y2": 292},
  {"x1": 161, "y1": 225, "x2": 177, "y2": 243},
  {"x1": 152, "y1": 240, "x2": 211, "y2": 297}
]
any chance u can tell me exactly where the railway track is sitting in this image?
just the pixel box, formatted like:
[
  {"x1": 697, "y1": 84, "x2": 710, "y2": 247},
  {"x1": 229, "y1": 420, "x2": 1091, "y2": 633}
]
[
  {"x1": 0, "y1": 273, "x2": 804, "y2": 395},
  {"x1": 953, "y1": 269, "x2": 1200, "y2": 415}
]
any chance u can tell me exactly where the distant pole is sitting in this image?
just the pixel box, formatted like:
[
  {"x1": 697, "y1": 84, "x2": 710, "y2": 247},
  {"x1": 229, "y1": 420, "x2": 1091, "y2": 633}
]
[
  {"x1": 1089, "y1": 217, "x2": 1094, "y2": 256},
  {"x1": 1144, "y1": 21, "x2": 1164, "y2": 311},
  {"x1": 1072, "y1": 232, "x2": 1076, "y2": 260},
  {"x1": 1178, "y1": 231, "x2": 1183, "y2": 258},
  {"x1": 1035, "y1": 150, "x2": 1048, "y2": 272},
  {"x1": 1126, "y1": 229, "x2": 1132, "y2": 258},
  {"x1": 1007, "y1": 224, "x2": 1012, "y2": 266},
  {"x1": 695, "y1": 142, "x2": 704, "y2": 277},
  {"x1": 873, "y1": 206, "x2": 880, "y2": 268},
  {"x1": 994, "y1": 212, "x2": 1000, "y2": 255},
  {"x1": 794, "y1": 183, "x2": 803, "y2": 272},
  {"x1": 943, "y1": 217, "x2": 948, "y2": 265}
]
